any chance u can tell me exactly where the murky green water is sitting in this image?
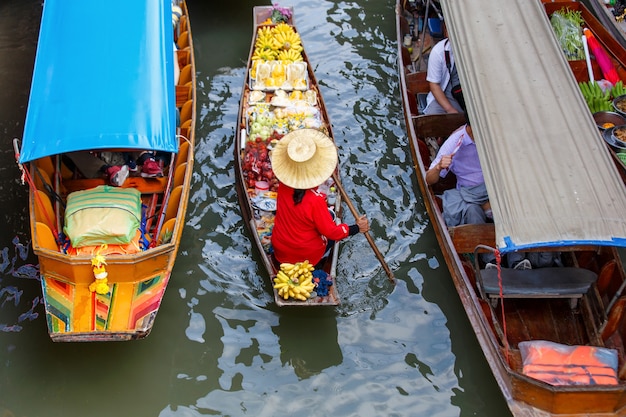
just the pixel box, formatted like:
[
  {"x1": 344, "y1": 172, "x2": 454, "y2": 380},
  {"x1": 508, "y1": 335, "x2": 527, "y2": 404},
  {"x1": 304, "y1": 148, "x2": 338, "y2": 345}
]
[{"x1": 0, "y1": 1, "x2": 511, "y2": 416}]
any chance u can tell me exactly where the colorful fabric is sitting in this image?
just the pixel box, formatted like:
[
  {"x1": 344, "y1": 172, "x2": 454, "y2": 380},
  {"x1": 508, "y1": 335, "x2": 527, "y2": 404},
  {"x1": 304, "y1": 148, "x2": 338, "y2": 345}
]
[
  {"x1": 271, "y1": 183, "x2": 350, "y2": 265},
  {"x1": 64, "y1": 186, "x2": 142, "y2": 247}
]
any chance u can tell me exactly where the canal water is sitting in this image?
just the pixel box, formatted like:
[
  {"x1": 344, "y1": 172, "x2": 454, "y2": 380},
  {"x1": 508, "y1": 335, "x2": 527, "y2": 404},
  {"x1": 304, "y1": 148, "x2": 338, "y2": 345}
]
[{"x1": 0, "y1": 0, "x2": 512, "y2": 416}]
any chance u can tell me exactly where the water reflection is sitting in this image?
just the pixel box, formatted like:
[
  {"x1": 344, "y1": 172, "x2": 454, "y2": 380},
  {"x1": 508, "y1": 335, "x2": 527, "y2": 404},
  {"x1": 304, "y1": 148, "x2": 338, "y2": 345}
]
[{"x1": 274, "y1": 311, "x2": 342, "y2": 380}]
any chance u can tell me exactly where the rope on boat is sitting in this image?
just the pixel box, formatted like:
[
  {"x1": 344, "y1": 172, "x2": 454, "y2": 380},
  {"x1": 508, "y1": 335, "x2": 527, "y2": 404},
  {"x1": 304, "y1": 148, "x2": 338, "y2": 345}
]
[
  {"x1": 473, "y1": 244, "x2": 510, "y2": 363},
  {"x1": 493, "y1": 248, "x2": 511, "y2": 363}
]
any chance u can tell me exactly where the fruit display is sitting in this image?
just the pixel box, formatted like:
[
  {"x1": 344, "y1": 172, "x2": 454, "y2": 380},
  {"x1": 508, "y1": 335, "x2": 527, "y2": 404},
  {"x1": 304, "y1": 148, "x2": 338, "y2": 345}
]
[
  {"x1": 242, "y1": 89, "x2": 323, "y2": 195},
  {"x1": 250, "y1": 22, "x2": 307, "y2": 90},
  {"x1": 273, "y1": 261, "x2": 317, "y2": 300}
]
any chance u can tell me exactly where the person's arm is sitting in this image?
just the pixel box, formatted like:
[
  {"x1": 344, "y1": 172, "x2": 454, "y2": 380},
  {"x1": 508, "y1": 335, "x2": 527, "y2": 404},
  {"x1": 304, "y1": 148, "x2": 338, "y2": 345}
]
[
  {"x1": 429, "y1": 82, "x2": 459, "y2": 114},
  {"x1": 426, "y1": 154, "x2": 453, "y2": 185}
]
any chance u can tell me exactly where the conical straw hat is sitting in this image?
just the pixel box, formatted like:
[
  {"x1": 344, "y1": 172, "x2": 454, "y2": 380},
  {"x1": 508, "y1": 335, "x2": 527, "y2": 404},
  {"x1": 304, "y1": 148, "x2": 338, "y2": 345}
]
[{"x1": 270, "y1": 129, "x2": 338, "y2": 189}]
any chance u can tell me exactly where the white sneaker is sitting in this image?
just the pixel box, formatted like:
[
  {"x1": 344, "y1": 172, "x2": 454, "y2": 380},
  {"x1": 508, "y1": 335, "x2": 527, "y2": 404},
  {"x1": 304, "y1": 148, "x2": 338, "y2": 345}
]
[
  {"x1": 513, "y1": 259, "x2": 532, "y2": 270},
  {"x1": 485, "y1": 263, "x2": 497, "y2": 270}
]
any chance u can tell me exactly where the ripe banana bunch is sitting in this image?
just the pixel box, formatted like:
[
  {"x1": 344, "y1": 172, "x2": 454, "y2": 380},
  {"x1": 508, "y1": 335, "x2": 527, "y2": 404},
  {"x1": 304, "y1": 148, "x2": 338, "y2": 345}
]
[
  {"x1": 272, "y1": 23, "x2": 303, "y2": 53},
  {"x1": 273, "y1": 261, "x2": 316, "y2": 301},
  {"x1": 579, "y1": 81, "x2": 612, "y2": 113},
  {"x1": 255, "y1": 26, "x2": 277, "y2": 51},
  {"x1": 252, "y1": 48, "x2": 277, "y2": 62},
  {"x1": 277, "y1": 48, "x2": 303, "y2": 63}
]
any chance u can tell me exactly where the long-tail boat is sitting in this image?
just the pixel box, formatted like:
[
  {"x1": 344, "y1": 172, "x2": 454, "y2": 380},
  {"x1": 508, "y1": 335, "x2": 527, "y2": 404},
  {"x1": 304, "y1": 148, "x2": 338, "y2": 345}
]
[
  {"x1": 234, "y1": 5, "x2": 343, "y2": 306},
  {"x1": 397, "y1": 0, "x2": 626, "y2": 415},
  {"x1": 15, "y1": 0, "x2": 196, "y2": 342}
]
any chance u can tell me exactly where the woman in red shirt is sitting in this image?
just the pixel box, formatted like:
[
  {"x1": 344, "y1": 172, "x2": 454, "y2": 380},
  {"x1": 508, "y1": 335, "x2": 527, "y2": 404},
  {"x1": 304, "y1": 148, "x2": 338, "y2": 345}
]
[{"x1": 270, "y1": 129, "x2": 369, "y2": 267}]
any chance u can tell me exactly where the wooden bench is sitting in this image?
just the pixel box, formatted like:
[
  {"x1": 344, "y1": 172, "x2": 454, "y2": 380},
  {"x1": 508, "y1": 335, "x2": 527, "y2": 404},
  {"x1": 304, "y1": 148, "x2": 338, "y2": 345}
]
[
  {"x1": 449, "y1": 223, "x2": 598, "y2": 308},
  {"x1": 479, "y1": 266, "x2": 598, "y2": 308}
]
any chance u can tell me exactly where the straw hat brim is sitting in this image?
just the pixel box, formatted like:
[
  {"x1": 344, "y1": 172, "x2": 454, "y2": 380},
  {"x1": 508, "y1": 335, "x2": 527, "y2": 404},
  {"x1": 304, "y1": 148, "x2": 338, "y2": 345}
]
[{"x1": 270, "y1": 129, "x2": 338, "y2": 189}]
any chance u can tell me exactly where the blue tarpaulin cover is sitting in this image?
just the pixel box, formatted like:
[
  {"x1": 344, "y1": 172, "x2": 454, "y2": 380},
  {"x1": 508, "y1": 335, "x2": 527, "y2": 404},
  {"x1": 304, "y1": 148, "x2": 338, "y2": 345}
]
[{"x1": 20, "y1": 0, "x2": 177, "y2": 163}]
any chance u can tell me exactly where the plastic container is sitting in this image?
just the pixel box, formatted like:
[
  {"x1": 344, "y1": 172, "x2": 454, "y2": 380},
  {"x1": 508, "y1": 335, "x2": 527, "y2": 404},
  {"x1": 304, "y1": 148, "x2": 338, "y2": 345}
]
[
  {"x1": 255, "y1": 180, "x2": 269, "y2": 196},
  {"x1": 327, "y1": 186, "x2": 337, "y2": 206}
]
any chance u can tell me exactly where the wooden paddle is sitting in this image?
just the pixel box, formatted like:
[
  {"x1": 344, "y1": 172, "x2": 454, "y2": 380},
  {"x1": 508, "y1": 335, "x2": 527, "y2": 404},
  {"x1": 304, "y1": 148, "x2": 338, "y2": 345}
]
[{"x1": 332, "y1": 172, "x2": 395, "y2": 284}]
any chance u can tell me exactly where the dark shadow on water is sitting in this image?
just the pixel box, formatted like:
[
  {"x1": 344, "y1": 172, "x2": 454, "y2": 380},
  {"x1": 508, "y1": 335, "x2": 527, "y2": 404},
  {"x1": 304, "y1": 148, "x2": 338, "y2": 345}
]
[{"x1": 272, "y1": 308, "x2": 342, "y2": 380}]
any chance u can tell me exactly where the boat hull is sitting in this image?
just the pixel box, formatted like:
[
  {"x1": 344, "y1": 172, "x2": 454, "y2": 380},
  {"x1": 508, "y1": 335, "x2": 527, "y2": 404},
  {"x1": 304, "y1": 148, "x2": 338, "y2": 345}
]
[
  {"x1": 234, "y1": 6, "x2": 342, "y2": 306},
  {"x1": 396, "y1": 1, "x2": 626, "y2": 415},
  {"x1": 23, "y1": 0, "x2": 196, "y2": 342}
]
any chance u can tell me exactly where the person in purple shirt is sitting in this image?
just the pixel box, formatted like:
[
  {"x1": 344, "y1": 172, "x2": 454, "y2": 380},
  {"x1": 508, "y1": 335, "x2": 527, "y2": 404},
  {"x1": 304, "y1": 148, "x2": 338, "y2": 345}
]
[
  {"x1": 425, "y1": 122, "x2": 558, "y2": 270},
  {"x1": 426, "y1": 122, "x2": 491, "y2": 227}
]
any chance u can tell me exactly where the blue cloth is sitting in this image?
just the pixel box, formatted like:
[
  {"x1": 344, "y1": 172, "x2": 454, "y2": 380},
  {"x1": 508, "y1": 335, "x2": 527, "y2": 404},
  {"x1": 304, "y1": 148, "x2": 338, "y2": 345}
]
[{"x1": 312, "y1": 270, "x2": 333, "y2": 296}]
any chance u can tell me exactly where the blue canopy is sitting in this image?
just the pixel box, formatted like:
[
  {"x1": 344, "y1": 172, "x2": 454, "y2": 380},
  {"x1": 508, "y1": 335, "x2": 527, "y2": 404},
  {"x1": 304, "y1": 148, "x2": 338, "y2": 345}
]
[{"x1": 20, "y1": 0, "x2": 177, "y2": 163}]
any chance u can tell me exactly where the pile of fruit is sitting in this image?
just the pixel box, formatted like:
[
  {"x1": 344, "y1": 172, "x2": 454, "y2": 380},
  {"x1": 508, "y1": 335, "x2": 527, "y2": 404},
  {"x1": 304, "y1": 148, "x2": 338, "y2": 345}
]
[
  {"x1": 273, "y1": 261, "x2": 316, "y2": 300},
  {"x1": 241, "y1": 131, "x2": 282, "y2": 192},
  {"x1": 250, "y1": 23, "x2": 307, "y2": 90},
  {"x1": 579, "y1": 80, "x2": 626, "y2": 113},
  {"x1": 252, "y1": 23, "x2": 303, "y2": 62}
]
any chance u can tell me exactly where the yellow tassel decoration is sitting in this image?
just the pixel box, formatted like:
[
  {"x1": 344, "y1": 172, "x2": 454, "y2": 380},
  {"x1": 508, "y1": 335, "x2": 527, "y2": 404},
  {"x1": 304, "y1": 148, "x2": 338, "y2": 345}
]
[{"x1": 89, "y1": 248, "x2": 110, "y2": 295}]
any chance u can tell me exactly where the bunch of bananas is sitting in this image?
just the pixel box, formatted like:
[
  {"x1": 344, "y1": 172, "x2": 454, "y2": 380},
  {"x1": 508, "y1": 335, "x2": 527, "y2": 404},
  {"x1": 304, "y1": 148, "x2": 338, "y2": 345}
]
[
  {"x1": 272, "y1": 23, "x2": 303, "y2": 54},
  {"x1": 273, "y1": 261, "x2": 316, "y2": 301},
  {"x1": 252, "y1": 22, "x2": 303, "y2": 63},
  {"x1": 253, "y1": 26, "x2": 278, "y2": 62},
  {"x1": 579, "y1": 81, "x2": 612, "y2": 113},
  {"x1": 277, "y1": 49, "x2": 303, "y2": 63}
]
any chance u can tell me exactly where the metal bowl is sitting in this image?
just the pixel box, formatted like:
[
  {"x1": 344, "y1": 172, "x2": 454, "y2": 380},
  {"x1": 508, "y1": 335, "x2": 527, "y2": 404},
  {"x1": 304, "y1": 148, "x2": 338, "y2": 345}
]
[
  {"x1": 612, "y1": 94, "x2": 626, "y2": 118},
  {"x1": 593, "y1": 111, "x2": 626, "y2": 131},
  {"x1": 603, "y1": 125, "x2": 626, "y2": 150}
]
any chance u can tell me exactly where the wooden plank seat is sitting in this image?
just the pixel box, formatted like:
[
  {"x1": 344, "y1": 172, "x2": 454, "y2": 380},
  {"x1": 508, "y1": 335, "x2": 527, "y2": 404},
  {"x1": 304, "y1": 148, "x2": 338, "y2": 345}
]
[
  {"x1": 63, "y1": 176, "x2": 167, "y2": 195},
  {"x1": 479, "y1": 267, "x2": 598, "y2": 308},
  {"x1": 413, "y1": 113, "x2": 467, "y2": 139}
]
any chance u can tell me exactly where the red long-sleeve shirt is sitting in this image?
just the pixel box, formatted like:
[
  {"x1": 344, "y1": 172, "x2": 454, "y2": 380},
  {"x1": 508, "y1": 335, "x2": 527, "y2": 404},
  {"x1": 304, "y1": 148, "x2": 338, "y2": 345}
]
[{"x1": 271, "y1": 184, "x2": 351, "y2": 265}]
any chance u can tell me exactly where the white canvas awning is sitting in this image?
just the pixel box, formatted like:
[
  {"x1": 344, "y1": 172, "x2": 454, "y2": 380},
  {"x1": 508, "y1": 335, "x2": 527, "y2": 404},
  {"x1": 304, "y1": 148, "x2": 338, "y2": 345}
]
[{"x1": 440, "y1": 0, "x2": 626, "y2": 252}]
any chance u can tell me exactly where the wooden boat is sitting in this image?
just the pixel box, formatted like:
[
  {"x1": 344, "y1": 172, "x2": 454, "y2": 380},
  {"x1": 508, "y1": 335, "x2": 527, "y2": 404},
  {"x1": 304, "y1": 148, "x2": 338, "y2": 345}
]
[
  {"x1": 15, "y1": 0, "x2": 196, "y2": 342},
  {"x1": 397, "y1": 0, "x2": 626, "y2": 415},
  {"x1": 587, "y1": 0, "x2": 626, "y2": 49},
  {"x1": 234, "y1": 6, "x2": 342, "y2": 306}
]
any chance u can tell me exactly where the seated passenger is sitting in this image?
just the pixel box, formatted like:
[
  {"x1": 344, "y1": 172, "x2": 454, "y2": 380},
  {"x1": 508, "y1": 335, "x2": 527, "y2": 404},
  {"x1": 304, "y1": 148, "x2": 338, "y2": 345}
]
[
  {"x1": 426, "y1": 122, "x2": 558, "y2": 270},
  {"x1": 423, "y1": 22, "x2": 465, "y2": 115}
]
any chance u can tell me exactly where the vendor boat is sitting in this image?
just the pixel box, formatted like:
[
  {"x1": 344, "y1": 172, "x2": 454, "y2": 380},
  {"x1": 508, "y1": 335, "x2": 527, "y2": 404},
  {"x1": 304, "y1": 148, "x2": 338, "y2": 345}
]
[
  {"x1": 234, "y1": 5, "x2": 342, "y2": 306},
  {"x1": 587, "y1": 0, "x2": 626, "y2": 49},
  {"x1": 398, "y1": 0, "x2": 626, "y2": 415},
  {"x1": 15, "y1": 0, "x2": 196, "y2": 342}
]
